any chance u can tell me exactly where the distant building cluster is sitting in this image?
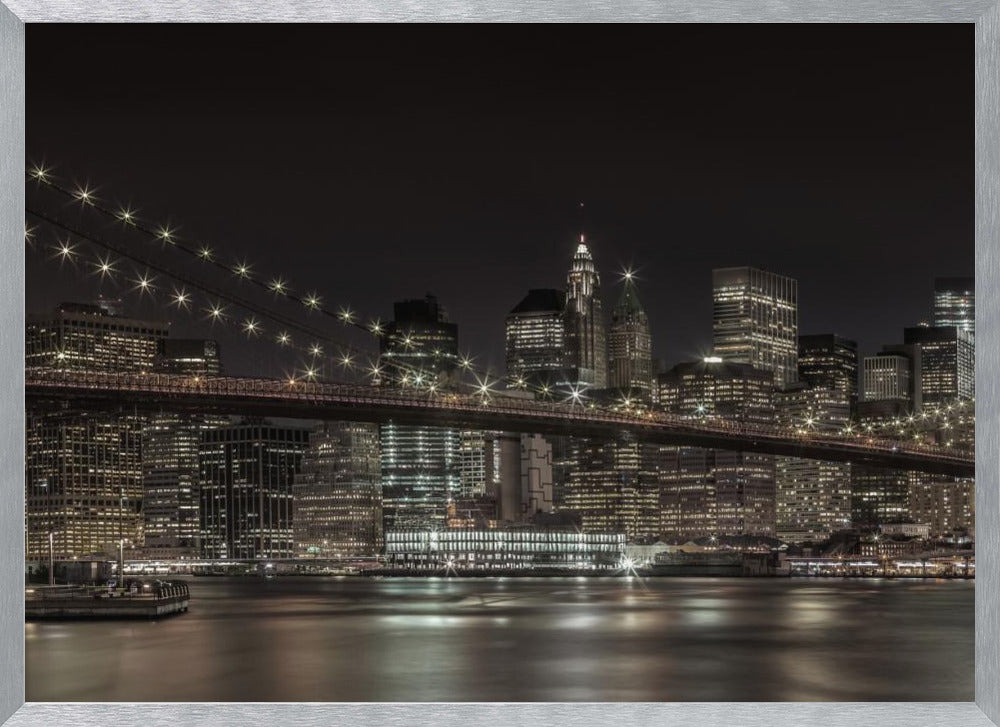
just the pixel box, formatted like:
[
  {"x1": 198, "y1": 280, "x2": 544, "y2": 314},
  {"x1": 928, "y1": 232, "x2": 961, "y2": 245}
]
[{"x1": 23, "y1": 247, "x2": 975, "y2": 568}]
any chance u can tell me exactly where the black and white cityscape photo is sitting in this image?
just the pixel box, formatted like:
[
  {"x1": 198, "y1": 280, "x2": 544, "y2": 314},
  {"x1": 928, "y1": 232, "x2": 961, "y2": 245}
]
[{"x1": 23, "y1": 25, "x2": 974, "y2": 702}]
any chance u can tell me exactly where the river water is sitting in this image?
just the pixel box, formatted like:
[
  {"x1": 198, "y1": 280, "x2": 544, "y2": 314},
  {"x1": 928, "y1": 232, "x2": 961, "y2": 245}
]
[{"x1": 25, "y1": 576, "x2": 973, "y2": 702}]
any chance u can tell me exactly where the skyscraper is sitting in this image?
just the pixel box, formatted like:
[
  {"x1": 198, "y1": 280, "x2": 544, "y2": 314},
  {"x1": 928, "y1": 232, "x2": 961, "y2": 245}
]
[
  {"x1": 142, "y1": 339, "x2": 226, "y2": 559},
  {"x1": 563, "y1": 236, "x2": 607, "y2": 389},
  {"x1": 774, "y1": 385, "x2": 852, "y2": 543},
  {"x1": 934, "y1": 277, "x2": 974, "y2": 334},
  {"x1": 712, "y1": 267, "x2": 798, "y2": 389},
  {"x1": 293, "y1": 421, "x2": 383, "y2": 558},
  {"x1": 903, "y1": 325, "x2": 975, "y2": 405},
  {"x1": 25, "y1": 302, "x2": 168, "y2": 560},
  {"x1": 658, "y1": 359, "x2": 776, "y2": 538},
  {"x1": 379, "y1": 295, "x2": 461, "y2": 531},
  {"x1": 200, "y1": 421, "x2": 310, "y2": 560},
  {"x1": 798, "y1": 334, "x2": 858, "y2": 411},
  {"x1": 505, "y1": 289, "x2": 567, "y2": 388},
  {"x1": 608, "y1": 275, "x2": 654, "y2": 399},
  {"x1": 562, "y1": 434, "x2": 662, "y2": 541}
]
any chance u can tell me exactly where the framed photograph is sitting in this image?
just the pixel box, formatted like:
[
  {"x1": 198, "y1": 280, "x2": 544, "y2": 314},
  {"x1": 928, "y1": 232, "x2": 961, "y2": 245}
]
[{"x1": 2, "y1": 3, "x2": 999, "y2": 727}]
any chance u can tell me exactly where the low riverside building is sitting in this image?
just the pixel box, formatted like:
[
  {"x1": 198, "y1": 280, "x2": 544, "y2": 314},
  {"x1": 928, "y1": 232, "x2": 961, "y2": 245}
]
[{"x1": 384, "y1": 528, "x2": 625, "y2": 571}]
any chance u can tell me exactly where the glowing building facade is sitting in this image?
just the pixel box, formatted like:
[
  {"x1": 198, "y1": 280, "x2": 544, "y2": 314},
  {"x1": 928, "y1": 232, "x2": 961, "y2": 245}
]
[
  {"x1": 608, "y1": 276, "x2": 654, "y2": 399},
  {"x1": 200, "y1": 422, "x2": 310, "y2": 560},
  {"x1": 292, "y1": 421, "x2": 382, "y2": 558},
  {"x1": 712, "y1": 267, "x2": 798, "y2": 389},
  {"x1": 379, "y1": 295, "x2": 462, "y2": 531},
  {"x1": 25, "y1": 301, "x2": 168, "y2": 560},
  {"x1": 657, "y1": 359, "x2": 776, "y2": 538},
  {"x1": 774, "y1": 385, "x2": 852, "y2": 543},
  {"x1": 563, "y1": 236, "x2": 607, "y2": 389},
  {"x1": 798, "y1": 334, "x2": 858, "y2": 412},
  {"x1": 933, "y1": 277, "x2": 975, "y2": 334},
  {"x1": 504, "y1": 289, "x2": 567, "y2": 387},
  {"x1": 903, "y1": 325, "x2": 974, "y2": 405},
  {"x1": 141, "y1": 339, "x2": 225, "y2": 559}
]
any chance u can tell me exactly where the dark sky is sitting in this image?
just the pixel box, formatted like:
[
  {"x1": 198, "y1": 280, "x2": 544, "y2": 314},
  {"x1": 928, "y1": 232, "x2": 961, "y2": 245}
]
[{"x1": 26, "y1": 25, "x2": 973, "y2": 379}]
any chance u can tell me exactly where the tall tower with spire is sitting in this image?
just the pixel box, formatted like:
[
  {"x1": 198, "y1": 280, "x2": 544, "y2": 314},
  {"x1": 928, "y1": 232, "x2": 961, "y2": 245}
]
[
  {"x1": 608, "y1": 273, "x2": 653, "y2": 398},
  {"x1": 563, "y1": 235, "x2": 608, "y2": 389}
]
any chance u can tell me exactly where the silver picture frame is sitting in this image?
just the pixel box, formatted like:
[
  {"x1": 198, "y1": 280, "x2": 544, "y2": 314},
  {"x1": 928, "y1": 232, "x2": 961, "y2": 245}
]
[{"x1": 1, "y1": 2, "x2": 997, "y2": 725}]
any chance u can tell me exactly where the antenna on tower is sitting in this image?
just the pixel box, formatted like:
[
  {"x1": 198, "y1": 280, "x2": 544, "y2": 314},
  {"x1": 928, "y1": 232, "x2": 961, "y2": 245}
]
[{"x1": 578, "y1": 201, "x2": 586, "y2": 244}]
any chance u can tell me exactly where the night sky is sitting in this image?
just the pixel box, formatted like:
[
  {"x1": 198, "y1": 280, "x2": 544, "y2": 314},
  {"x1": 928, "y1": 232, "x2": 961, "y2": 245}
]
[{"x1": 26, "y1": 25, "x2": 973, "y2": 379}]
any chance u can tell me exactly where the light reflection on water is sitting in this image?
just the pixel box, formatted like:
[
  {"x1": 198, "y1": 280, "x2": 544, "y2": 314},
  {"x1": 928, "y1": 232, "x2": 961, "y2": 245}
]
[{"x1": 25, "y1": 576, "x2": 972, "y2": 702}]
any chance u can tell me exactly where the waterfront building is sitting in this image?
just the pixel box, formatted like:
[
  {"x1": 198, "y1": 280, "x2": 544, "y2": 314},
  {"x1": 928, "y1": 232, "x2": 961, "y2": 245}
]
[
  {"x1": 850, "y1": 466, "x2": 911, "y2": 527},
  {"x1": 712, "y1": 267, "x2": 798, "y2": 389},
  {"x1": 774, "y1": 384, "x2": 852, "y2": 543},
  {"x1": 563, "y1": 236, "x2": 607, "y2": 389},
  {"x1": 292, "y1": 421, "x2": 382, "y2": 558},
  {"x1": 141, "y1": 339, "x2": 225, "y2": 559},
  {"x1": 562, "y1": 435, "x2": 662, "y2": 541},
  {"x1": 798, "y1": 334, "x2": 858, "y2": 411},
  {"x1": 907, "y1": 473, "x2": 975, "y2": 537},
  {"x1": 608, "y1": 275, "x2": 654, "y2": 399},
  {"x1": 384, "y1": 527, "x2": 625, "y2": 570},
  {"x1": 934, "y1": 276, "x2": 974, "y2": 334},
  {"x1": 200, "y1": 421, "x2": 310, "y2": 560},
  {"x1": 379, "y1": 295, "x2": 462, "y2": 531},
  {"x1": 504, "y1": 289, "x2": 567, "y2": 387},
  {"x1": 657, "y1": 359, "x2": 776, "y2": 538},
  {"x1": 25, "y1": 301, "x2": 168, "y2": 561}
]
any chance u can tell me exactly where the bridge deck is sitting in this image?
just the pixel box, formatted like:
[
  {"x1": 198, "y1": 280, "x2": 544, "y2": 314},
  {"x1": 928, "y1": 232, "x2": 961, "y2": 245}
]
[{"x1": 25, "y1": 370, "x2": 974, "y2": 477}]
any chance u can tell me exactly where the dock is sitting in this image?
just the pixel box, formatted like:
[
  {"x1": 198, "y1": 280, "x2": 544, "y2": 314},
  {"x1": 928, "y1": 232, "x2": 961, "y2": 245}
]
[{"x1": 26, "y1": 581, "x2": 190, "y2": 619}]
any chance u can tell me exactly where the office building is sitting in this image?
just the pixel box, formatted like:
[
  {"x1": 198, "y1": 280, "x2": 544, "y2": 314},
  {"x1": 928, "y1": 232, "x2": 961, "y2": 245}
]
[
  {"x1": 200, "y1": 421, "x2": 310, "y2": 560},
  {"x1": 658, "y1": 359, "x2": 776, "y2": 538},
  {"x1": 25, "y1": 302, "x2": 168, "y2": 560},
  {"x1": 608, "y1": 275, "x2": 654, "y2": 399},
  {"x1": 293, "y1": 421, "x2": 382, "y2": 558},
  {"x1": 774, "y1": 385, "x2": 852, "y2": 543},
  {"x1": 563, "y1": 236, "x2": 607, "y2": 389},
  {"x1": 562, "y1": 435, "x2": 662, "y2": 541},
  {"x1": 798, "y1": 334, "x2": 858, "y2": 411},
  {"x1": 141, "y1": 339, "x2": 225, "y2": 559},
  {"x1": 379, "y1": 295, "x2": 462, "y2": 531},
  {"x1": 505, "y1": 289, "x2": 567, "y2": 387},
  {"x1": 712, "y1": 267, "x2": 798, "y2": 388},
  {"x1": 908, "y1": 473, "x2": 975, "y2": 537},
  {"x1": 934, "y1": 277, "x2": 974, "y2": 334},
  {"x1": 903, "y1": 326, "x2": 974, "y2": 405}
]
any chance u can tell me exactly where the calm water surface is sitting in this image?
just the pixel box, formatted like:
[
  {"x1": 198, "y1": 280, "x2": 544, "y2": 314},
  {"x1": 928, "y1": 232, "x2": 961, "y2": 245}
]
[{"x1": 26, "y1": 576, "x2": 973, "y2": 702}]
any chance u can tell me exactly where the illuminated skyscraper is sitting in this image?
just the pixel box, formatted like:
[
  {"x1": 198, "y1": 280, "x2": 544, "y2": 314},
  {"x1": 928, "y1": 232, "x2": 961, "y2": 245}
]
[
  {"x1": 608, "y1": 275, "x2": 654, "y2": 399},
  {"x1": 142, "y1": 339, "x2": 225, "y2": 559},
  {"x1": 658, "y1": 359, "x2": 776, "y2": 538},
  {"x1": 379, "y1": 295, "x2": 461, "y2": 531},
  {"x1": 934, "y1": 277, "x2": 974, "y2": 334},
  {"x1": 562, "y1": 434, "x2": 662, "y2": 541},
  {"x1": 774, "y1": 384, "x2": 852, "y2": 543},
  {"x1": 200, "y1": 421, "x2": 310, "y2": 560},
  {"x1": 563, "y1": 236, "x2": 607, "y2": 389},
  {"x1": 798, "y1": 334, "x2": 858, "y2": 411},
  {"x1": 712, "y1": 267, "x2": 798, "y2": 388},
  {"x1": 505, "y1": 289, "x2": 567, "y2": 388},
  {"x1": 25, "y1": 302, "x2": 168, "y2": 561},
  {"x1": 903, "y1": 325, "x2": 974, "y2": 405},
  {"x1": 293, "y1": 421, "x2": 382, "y2": 558}
]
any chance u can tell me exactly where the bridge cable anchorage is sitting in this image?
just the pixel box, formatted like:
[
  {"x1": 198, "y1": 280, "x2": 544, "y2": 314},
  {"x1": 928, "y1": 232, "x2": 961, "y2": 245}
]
[{"x1": 23, "y1": 369, "x2": 974, "y2": 478}]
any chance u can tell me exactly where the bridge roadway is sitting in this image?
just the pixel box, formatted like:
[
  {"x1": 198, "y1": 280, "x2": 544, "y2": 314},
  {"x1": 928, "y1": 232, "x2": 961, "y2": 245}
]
[{"x1": 25, "y1": 370, "x2": 974, "y2": 478}]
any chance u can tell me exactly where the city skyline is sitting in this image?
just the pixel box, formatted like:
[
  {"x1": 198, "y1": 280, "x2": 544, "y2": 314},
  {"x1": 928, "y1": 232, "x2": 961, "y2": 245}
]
[{"x1": 26, "y1": 25, "x2": 972, "y2": 377}]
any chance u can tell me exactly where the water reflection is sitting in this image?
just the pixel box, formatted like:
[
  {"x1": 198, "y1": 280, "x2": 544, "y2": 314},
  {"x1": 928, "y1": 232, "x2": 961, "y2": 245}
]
[{"x1": 25, "y1": 576, "x2": 973, "y2": 702}]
